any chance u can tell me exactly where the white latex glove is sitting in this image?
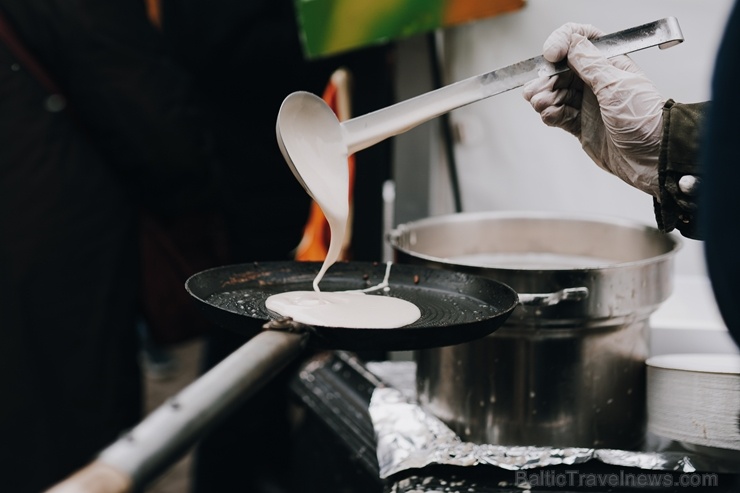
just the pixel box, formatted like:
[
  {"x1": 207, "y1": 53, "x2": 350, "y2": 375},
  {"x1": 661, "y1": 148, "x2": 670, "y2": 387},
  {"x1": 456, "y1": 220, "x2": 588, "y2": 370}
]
[{"x1": 522, "y1": 23, "x2": 666, "y2": 197}]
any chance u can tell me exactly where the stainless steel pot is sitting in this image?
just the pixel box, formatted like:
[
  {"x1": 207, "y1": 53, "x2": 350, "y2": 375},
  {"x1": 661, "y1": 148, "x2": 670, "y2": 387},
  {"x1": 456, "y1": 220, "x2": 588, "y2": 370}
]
[{"x1": 389, "y1": 211, "x2": 681, "y2": 449}]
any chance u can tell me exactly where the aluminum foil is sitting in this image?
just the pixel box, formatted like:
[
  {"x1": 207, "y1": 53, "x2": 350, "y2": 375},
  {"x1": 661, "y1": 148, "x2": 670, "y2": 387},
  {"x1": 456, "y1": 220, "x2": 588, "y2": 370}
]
[{"x1": 366, "y1": 361, "x2": 739, "y2": 479}]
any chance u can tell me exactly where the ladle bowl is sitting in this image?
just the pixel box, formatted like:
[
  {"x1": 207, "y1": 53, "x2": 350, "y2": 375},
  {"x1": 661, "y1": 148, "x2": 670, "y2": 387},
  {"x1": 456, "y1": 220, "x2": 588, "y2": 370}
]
[{"x1": 276, "y1": 91, "x2": 348, "y2": 203}]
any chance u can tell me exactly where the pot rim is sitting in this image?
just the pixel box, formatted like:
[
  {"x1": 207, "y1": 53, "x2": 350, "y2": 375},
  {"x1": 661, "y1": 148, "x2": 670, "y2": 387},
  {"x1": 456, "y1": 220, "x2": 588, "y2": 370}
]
[{"x1": 389, "y1": 210, "x2": 682, "y2": 273}]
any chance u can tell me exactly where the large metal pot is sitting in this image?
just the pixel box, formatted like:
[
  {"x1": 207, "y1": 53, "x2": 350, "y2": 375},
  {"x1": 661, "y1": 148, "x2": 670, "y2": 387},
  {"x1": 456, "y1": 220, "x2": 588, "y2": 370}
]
[{"x1": 389, "y1": 211, "x2": 681, "y2": 449}]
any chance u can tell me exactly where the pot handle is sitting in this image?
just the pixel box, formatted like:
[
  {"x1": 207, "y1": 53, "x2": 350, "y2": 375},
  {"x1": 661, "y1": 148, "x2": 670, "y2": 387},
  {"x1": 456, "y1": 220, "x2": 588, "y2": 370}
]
[{"x1": 518, "y1": 287, "x2": 589, "y2": 306}]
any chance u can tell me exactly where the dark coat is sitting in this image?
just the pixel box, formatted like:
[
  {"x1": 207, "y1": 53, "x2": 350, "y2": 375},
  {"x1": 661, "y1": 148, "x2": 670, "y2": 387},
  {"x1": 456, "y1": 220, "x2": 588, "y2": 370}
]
[
  {"x1": 0, "y1": 1, "x2": 217, "y2": 490},
  {"x1": 701, "y1": 0, "x2": 740, "y2": 346}
]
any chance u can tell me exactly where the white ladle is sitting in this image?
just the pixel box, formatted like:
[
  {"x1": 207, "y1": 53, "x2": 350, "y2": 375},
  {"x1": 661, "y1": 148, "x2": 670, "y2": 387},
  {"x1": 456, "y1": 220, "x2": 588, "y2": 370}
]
[{"x1": 276, "y1": 17, "x2": 683, "y2": 196}]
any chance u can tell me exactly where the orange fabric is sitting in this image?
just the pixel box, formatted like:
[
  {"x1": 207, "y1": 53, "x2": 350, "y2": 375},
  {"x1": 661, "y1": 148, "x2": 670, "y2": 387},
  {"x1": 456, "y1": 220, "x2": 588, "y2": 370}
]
[
  {"x1": 295, "y1": 76, "x2": 355, "y2": 262},
  {"x1": 144, "y1": 0, "x2": 161, "y2": 28}
]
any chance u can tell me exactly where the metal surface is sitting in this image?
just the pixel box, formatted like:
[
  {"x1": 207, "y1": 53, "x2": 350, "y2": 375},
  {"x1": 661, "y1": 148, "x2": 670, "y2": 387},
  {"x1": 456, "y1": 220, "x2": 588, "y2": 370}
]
[
  {"x1": 289, "y1": 351, "x2": 384, "y2": 482},
  {"x1": 289, "y1": 353, "x2": 740, "y2": 492},
  {"x1": 366, "y1": 360, "x2": 740, "y2": 481},
  {"x1": 185, "y1": 260, "x2": 519, "y2": 351},
  {"x1": 389, "y1": 211, "x2": 681, "y2": 449},
  {"x1": 416, "y1": 320, "x2": 652, "y2": 449},
  {"x1": 276, "y1": 17, "x2": 683, "y2": 192}
]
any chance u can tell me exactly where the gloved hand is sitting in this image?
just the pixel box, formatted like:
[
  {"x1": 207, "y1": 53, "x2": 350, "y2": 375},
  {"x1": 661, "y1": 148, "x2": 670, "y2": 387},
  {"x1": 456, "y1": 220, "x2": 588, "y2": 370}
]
[{"x1": 522, "y1": 23, "x2": 666, "y2": 197}]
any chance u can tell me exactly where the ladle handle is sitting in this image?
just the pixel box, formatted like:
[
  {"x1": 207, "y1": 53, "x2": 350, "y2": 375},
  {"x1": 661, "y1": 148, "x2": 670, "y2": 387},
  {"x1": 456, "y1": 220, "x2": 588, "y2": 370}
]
[{"x1": 342, "y1": 17, "x2": 683, "y2": 154}]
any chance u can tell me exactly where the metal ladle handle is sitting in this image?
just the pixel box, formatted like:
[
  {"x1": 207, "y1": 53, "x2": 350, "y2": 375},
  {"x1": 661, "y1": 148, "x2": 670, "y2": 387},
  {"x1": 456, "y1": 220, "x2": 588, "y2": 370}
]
[{"x1": 342, "y1": 17, "x2": 684, "y2": 154}]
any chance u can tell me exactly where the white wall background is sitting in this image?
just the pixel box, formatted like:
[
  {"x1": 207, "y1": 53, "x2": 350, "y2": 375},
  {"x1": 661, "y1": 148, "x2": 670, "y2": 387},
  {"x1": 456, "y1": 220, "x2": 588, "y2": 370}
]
[{"x1": 425, "y1": 0, "x2": 734, "y2": 278}]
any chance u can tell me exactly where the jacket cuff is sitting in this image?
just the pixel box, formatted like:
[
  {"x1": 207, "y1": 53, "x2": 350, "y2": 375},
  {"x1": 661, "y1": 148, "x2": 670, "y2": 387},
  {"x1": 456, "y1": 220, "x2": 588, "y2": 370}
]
[{"x1": 654, "y1": 99, "x2": 707, "y2": 240}]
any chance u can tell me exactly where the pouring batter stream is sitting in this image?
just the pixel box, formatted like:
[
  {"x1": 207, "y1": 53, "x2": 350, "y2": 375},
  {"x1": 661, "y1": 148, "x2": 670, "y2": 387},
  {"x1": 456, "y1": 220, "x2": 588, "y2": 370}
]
[{"x1": 266, "y1": 95, "x2": 421, "y2": 329}]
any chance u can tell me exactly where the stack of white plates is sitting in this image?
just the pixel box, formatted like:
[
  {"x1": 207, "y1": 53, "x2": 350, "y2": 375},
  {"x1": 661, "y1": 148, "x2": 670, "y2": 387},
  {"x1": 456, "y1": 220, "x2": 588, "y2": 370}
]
[{"x1": 647, "y1": 353, "x2": 740, "y2": 454}]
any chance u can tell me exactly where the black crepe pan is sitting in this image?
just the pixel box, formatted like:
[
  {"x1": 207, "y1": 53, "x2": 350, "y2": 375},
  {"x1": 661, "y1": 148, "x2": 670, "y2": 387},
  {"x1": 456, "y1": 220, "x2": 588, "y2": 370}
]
[
  {"x1": 185, "y1": 260, "x2": 518, "y2": 351},
  {"x1": 45, "y1": 262, "x2": 518, "y2": 493}
]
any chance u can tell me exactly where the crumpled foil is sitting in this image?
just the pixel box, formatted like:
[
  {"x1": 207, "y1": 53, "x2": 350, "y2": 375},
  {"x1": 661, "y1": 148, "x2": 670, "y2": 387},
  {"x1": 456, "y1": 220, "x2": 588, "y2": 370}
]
[{"x1": 366, "y1": 361, "x2": 737, "y2": 479}]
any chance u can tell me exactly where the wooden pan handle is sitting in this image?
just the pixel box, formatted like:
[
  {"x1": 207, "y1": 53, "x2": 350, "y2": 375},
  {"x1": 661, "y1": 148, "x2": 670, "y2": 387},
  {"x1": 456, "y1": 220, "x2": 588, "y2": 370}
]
[{"x1": 44, "y1": 461, "x2": 132, "y2": 493}]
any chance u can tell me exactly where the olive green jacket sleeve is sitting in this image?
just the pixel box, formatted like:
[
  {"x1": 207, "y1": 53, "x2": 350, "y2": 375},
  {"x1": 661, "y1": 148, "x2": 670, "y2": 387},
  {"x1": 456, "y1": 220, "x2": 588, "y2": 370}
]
[{"x1": 653, "y1": 100, "x2": 709, "y2": 240}]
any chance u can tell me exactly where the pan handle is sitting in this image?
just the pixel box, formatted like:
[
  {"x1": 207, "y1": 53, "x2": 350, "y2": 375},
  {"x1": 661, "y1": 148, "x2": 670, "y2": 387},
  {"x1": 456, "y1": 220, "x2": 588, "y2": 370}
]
[
  {"x1": 45, "y1": 330, "x2": 308, "y2": 493},
  {"x1": 517, "y1": 287, "x2": 589, "y2": 306},
  {"x1": 43, "y1": 461, "x2": 132, "y2": 493}
]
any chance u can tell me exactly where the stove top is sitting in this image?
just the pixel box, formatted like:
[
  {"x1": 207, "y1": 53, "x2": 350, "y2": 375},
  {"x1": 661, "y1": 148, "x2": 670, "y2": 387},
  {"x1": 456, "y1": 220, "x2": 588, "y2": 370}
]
[{"x1": 288, "y1": 351, "x2": 740, "y2": 493}]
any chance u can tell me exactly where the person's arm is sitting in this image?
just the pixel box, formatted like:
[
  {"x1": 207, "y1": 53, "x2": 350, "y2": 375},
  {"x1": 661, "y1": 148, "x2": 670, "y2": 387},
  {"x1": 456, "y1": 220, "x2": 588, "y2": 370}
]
[{"x1": 521, "y1": 23, "x2": 708, "y2": 239}]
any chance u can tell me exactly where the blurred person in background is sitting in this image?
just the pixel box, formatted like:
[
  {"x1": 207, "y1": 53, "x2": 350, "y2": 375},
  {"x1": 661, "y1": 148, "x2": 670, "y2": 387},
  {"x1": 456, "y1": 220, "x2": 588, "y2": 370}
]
[
  {"x1": 158, "y1": 0, "x2": 396, "y2": 491},
  {"x1": 522, "y1": 2, "x2": 739, "y2": 345},
  {"x1": 0, "y1": 1, "x2": 219, "y2": 491}
]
